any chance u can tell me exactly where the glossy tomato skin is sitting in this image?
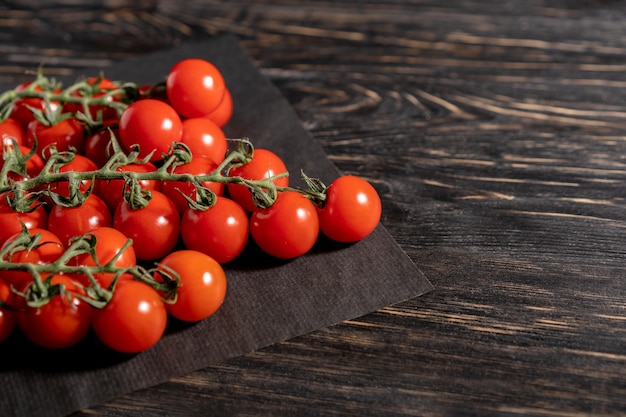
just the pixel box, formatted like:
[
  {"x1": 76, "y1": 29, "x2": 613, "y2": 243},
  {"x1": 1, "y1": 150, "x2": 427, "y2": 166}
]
[
  {"x1": 161, "y1": 156, "x2": 224, "y2": 215},
  {"x1": 317, "y1": 176, "x2": 382, "y2": 243},
  {"x1": 119, "y1": 99, "x2": 183, "y2": 162},
  {"x1": 250, "y1": 191, "x2": 319, "y2": 259},
  {"x1": 16, "y1": 274, "x2": 94, "y2": 349},
  {"x1": 0, "y1": 228, "x2": 65, "y2": 290},
  {"x1": 118, "y1": 99, "x2": 183, "y2": 162},
  {"x1": 156, "y1": 250, "x2": 227, "y2": 322},
  {"x1": 0, "y1": 193, "x2": 48, "y2": 246},
  {"x1": 46, "y1": 154, "x2": 99, "y2": 201},
  {"x1": 113, "y1": 190, "x2": 180, "y2": 261},
  {"x1": 70, "y1": 227, "x2": 136, "y2": 289},
  {"x1": 181, "y1": 196, "x2": 249, "y2": 264},
  {"x1": 47, "y1": 193, "x2": 112, "y2": 247},
  {"x1": 26, "y1": 117, "x2": 85, "y2": 157},
  {"x1": 180, "y1": 117, "x2": 228, "y2": 164},
  {"x1": 227, "y1": 149, "x2": 289, "y2": 212},
  {"x1": 92, "y1": 280, "x2": 167, "y2": 353},
  {"x1": 166, "y1": 58, "x2": 226, "y2": 118},
  {"x1": 0, "y1": 118, "x2": 25, "y2": 146},
  {"x1": 0, "y1": 278, "x2": 16, "y2": 343},
  {"x1": 205, "y1": 87, "x2": 233, "y2": 128},
  {"x1": 96, "y1": 161, "x2": 161, "y2": 213}
]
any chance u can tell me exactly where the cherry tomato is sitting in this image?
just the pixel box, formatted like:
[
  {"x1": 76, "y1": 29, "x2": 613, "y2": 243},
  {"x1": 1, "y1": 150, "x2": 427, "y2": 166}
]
[
  {"x1": 161, "y1": 156, "x2": 224, "y2": 215},
  {"x1": 0, "y1": 118, "x2": 25, "y2": 146},
  {"x1": 118, "y1": 99, "x2": 183, "y2": 162},
  {"x1": 92, "y1": 279, "x2": 167, "y2": 353},
  {"x1": 96, "y1": 161, "x2": 161, "y2": 213},
  {"x1": 156, "y1": 250, "x2": 227, "y2": 322},
  {"x1": 63, "y1": 77, "x2": 120, "y2": 122},
  {"x1": 166, "y1": 58, "x2": 226, "y2": 118},
  {"x1": 180, "y1": 117, "x2": 228, "y2": 164},
  {"x1": 0, "y1": 192, "x2": 48, "y2": 247},
  {"x1": 0, "y1": 277, "x2": 16, "y2": 343},
  {"x1": 47, "y1": 193, "x2": 112, "y2": 247},
  {"x1": 317, "y1": 176, "x2": 382, "y2": 243},
  {"x1": 46, "y1": 154, "x2": 98, "y2": 200},
  {"x1": 16, "y1": 274, "x2": 93, "y2": 349},
  {"x1": 84, "y1": 122, "x2": 119, "y2": 168},
  {"x1": 250, "y1": 191, "x2": 319, "y2": 259},
  {"x1": 181, "y1": 196, "x2": 249, "y2": 264},
  {"x1": 205, "y1": 87, "x2": 233, "y2": 128},
  {"x1": 26, "y1": 117, "x2": 85, "y2": 157},
  {"x1": 113, "y1": 190, "x2": 180, "y2": 261},
  {"x1": 70, "y1": 226, "x2": 136, "y2": 289},
  {"x1": 0, "y1": 228, "x2": 65, "y2": 289},
  {"x1": 9, "y1": 82, "x2": 62, "y2": 129},
  {"x1": 227, "y1": 148, "x2": 289, "y2": 212}
]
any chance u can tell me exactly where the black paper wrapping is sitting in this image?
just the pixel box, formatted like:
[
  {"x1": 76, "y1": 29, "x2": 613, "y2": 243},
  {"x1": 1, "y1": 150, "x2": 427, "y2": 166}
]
[{"x1": 0, "y1": 35, "x2": 434, "y2": 417}]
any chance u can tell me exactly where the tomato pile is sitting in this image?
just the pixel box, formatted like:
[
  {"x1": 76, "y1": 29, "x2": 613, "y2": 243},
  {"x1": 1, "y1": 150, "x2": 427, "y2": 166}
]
[{"x1": 0, "y1": 58, "x2": 382, "y2": 354}]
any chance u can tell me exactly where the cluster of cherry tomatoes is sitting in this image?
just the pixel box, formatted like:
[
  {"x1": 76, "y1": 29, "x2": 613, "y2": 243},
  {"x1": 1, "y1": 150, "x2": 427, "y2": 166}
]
[{"x1": 0, "y1": 57, "x2": 382, "y2": 354}]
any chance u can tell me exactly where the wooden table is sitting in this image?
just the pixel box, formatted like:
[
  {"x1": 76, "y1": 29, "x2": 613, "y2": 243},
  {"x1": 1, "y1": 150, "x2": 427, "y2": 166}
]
[{"x1": 3, "y1": 1, "x2": 626, "y2": 415}]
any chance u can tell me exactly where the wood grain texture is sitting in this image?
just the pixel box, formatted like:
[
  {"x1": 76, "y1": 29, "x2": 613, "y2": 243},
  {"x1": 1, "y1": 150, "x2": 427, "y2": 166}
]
[{"x1": 3, "y1": 0, "x2": 626, "y2": 415}]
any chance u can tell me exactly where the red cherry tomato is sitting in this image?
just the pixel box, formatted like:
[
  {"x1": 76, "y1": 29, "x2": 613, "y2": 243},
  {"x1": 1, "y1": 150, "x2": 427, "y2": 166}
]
[
  {"x1": 180, "y1": 117, "x2": 228, "y2": 164},
  {"x1": 96, "y1": 161, "x2": 161, "y2": 213},
  {"x1": 0, "y1": 277, "x2": 16, "y2": 343},
  {"x1": 227, "y1": 149, "x2": 289, "y2": 212},
  {"x1": 16, "y1": 274, "x2": 93, "y2": 349},
  {"x1": 0, "y1": 192, "x2": 48, "y2": 246},
  {"x1": 166, "y1": 58, "x2": 226, "y2": 118},
  {"x1": 26, "y1": 117, "x2": 85, "y2": 157},
  {"x1": 161, "y1": 156, "x2": 224, "y2": 215},
  {"x1": 9, "y1": 82, "x2": 62, "y2": 129},
  {"x1": 47, "y1": 193, "x2": 112, "y2": 247},
  {"x1": 92, "y1": 280, "x2": 166, "y2": 353},
  {"x1": 46, "y1": 154, "x2": 98, "y2": 200},
  {"x1": 155, "y1": 250, "x2": 227, "y2": 322},
  {"x1": 0, "y1": 228, "x2": 65, "y2": 289},
  {"x1": 70, "y1": 226, "x2": 136, "y2": 289},
  {"x1": 84, "y1": 122, "x2": 119, "y2": 168},
  {"x1": 0, "y1": 118, "x2": 25, "y2": 146},
  {"x1": 113, "y1": 190, "x2": 180, "y2": 261},
  {"x1": 181, "y1": 196, "x2": 249, "y2": 264},
  {"x1": 250, "y1": 191, "x2": 319, "y2": 259},
  {"x1": 317, "y1": 176, "x2": 382, "y2": 243},
  {"x1": 205, "y1": 87, "x2": 233, "y2": 128},
  {"x1": 118, "y1": 99, "x2": 183, "y2": 162}
]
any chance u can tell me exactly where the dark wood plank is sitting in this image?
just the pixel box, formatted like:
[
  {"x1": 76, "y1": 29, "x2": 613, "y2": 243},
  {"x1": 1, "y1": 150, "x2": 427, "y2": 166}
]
[{"x1": 3, "y1": 0, "x2": 626, "y2": 415}]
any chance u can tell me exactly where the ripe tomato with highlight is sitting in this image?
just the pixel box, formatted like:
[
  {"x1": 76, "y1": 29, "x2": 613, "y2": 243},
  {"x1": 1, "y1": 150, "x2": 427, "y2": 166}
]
[
  {"x1": 166, "y1": 58, "x2": 226, "y2": 118},
  {"x1": 181, "y1": 196, "x2": 249, "y2": 264},
  {"x1": 317, "y1": 175, "x2": 382, "y2": 243},
  {"x1": 113, "y1": 190, "x2": 180, "y2": 261},
  {"x1": 155, "y1": 250, "x2": 227, "y2": 322},
  {"x1": 227, "y1": 149, "x2": 289, "y2": 212},
  {"x1": 250, "y1": 191, "x2": 319, "y2": 259},
  {"x1": 180, "y1": 117, "x2": 228, "y2": 164},
  {"x1": 47, "y1": 193, "x2": 112, "y2": 247},
  {"x1": 118, "y1": 99, "x2": 183, "y2": 162},
  {"x1": 70, "y1": 226, "x2": 136, "y2": 289},
  {"x1": 16, "y1": 274, "x2": 93, "y2": 349},
  {"x1": 92, "y1": 279, "x2": 167, "y2": 353}
]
